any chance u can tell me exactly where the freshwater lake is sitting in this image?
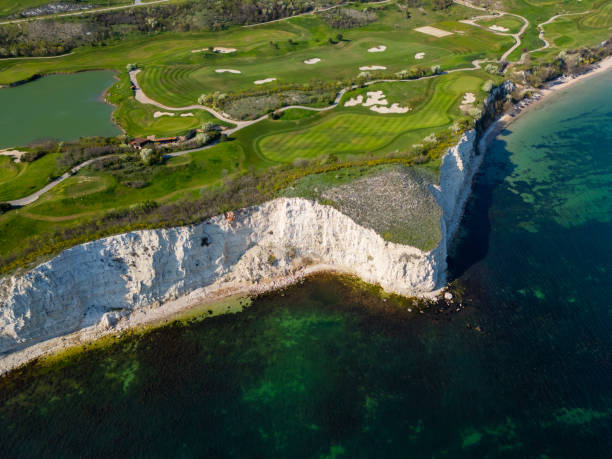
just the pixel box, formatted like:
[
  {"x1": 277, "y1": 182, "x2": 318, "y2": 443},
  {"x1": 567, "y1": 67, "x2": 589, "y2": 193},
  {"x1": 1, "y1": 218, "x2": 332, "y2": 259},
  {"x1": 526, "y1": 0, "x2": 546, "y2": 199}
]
[
  {"x1": 0, "y1": 70, "x2": 611, "y2": 456},
  {"x1": 0, "y1": 71, "x2": 120, "y2": 149}
]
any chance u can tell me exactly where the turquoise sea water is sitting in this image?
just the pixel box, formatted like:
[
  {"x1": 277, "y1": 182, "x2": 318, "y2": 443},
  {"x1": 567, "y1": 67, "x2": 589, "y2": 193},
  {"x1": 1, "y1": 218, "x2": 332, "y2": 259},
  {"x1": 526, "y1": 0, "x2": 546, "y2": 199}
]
[
  {"x1": 0, "y1": 71, "x2": 120, "y2": 148},
  {"x1": 1, "y1": 70, "x2": 611, "y2": 457}
]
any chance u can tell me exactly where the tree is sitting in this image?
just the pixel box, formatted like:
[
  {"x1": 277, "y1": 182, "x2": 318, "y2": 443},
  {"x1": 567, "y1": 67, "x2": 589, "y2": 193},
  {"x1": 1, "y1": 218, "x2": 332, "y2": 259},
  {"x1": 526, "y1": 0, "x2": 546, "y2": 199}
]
[
  {"x1": 336, "y1": 33, "x2": 343, "y2": 42},
  {"x1": 431, "y1": 64, "x2": 441, "y2": 74},
  {"x1": 126, "y1": 63, "x2": 137, "y2": 72}
]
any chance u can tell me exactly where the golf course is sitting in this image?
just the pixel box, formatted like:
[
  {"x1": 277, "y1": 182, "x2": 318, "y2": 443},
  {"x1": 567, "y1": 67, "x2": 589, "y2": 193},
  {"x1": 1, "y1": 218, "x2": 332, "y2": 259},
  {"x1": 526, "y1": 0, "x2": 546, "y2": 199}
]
[{"x1": 0, "y1": 0, "x2": 609, "y2": 272}]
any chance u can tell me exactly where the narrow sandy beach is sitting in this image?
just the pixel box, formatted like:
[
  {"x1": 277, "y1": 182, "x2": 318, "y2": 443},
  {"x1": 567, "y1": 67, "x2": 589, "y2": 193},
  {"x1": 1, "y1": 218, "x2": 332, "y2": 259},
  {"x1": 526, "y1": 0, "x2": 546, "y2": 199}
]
[{"x1": 480, "y1": 56, "x2": 612, "y2": 152}]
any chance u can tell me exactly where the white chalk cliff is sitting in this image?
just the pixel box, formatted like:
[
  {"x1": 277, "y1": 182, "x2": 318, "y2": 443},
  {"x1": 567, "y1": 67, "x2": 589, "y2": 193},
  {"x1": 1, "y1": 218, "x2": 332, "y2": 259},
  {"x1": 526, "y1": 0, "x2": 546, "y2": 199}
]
[{"x1": 0, "y1": 130, "x2": 480, "y2": 364}]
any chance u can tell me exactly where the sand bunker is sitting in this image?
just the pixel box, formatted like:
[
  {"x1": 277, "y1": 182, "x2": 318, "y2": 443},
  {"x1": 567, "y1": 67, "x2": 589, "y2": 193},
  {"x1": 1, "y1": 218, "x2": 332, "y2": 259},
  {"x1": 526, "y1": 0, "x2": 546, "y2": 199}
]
[
  {"x1": 343, "y1": 91, "x2": 410, "y2": 114},
  {"x1": 363, "y1": 91, "x2": 388, "y2": 107},
  {"x1": 213, "y1": 47, "x2": 237, "y2": 53},
  {"x1": 489, "y1": 25, "x2": 510, "y2": 32},
  {"x1": 304, "y1": 58, "x2": 321, "y2": 64},
  {"x1": 368, "y1": 45, "x2": 387, "y2": 53},
  {"x1": 359, "y1": 65, "x2": 387, "y2": 71},
  {"x1": 370, "y1": 103, "x2": 411, "y2": 114},
  {"x1": 414, "y1": 26, "x2": 453, "y2": 37},
  {"x1": 180, "y1": 113, "x2": 194, "y2": 117},
  {"x1": 215, "y1": 69, "x2": 241, "y2": 74},
  {"x1": 344, "y1": 95, "x2": 364, "y2": 107},
  {"x1": 154, "y1": 111, "x2": 175, "y2": 118},
  {"x1": 462, "y1": 92, "x2": 476, "y2": 104},
  {"x1": 0, "y1": 149, "x2": 25, "y2": 162},
  {"x1": 414, "y1": 52, "x2": 425, "y2": 60},
  {"x1": 254, "y1": 78, "x2": 277, "y2": 85}
]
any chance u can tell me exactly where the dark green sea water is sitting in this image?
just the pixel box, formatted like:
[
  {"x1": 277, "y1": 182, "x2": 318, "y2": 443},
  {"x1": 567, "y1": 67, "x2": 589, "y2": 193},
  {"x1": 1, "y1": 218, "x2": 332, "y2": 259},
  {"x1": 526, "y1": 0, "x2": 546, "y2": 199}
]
[
  {"x1": 0, "y1": 71, "x2": 120, "y2": 149},
  {"x1": 1, "y1": 71, "x2": 611, "y2": 457}
]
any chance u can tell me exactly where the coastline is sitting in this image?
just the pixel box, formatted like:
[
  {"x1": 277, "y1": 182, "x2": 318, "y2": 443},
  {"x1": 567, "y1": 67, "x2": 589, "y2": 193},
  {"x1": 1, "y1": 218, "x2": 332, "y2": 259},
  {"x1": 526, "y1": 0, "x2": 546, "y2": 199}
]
[
  {"x1": 2, "y1": 58, "x2": 611, "y2": 377},
  {"x1": 479, "y1": 56, "x2": 612, "y2": 152}
]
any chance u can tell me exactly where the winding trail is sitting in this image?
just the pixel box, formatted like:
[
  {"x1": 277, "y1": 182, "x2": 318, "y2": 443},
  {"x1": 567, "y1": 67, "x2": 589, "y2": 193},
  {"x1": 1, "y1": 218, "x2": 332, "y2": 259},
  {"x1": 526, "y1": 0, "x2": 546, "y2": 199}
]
[
  {"x1": 2, "y1": 1, "x2": 588, "y2": 207},
  {"x1": 0, "y1": 0, "x2": 169, "y2": 26},
  {"x1": 454, "y1": 0, "x2": 529, "y2": 62}
]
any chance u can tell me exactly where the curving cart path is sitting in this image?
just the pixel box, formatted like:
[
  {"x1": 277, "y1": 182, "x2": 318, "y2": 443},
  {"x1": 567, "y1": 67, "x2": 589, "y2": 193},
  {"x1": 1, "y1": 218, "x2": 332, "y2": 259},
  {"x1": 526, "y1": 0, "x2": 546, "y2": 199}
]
[{"x1": 3, "y1": 2, "x2": 588, "y2": 207}]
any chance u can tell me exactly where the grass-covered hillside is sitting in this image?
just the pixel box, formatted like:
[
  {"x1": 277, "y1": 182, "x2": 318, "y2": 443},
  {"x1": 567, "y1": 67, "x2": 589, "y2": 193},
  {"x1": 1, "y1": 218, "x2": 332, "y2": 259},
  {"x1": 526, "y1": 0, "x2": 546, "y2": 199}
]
[{"x1": 0, "y1": 0, "x2": 608, "y2": 273}]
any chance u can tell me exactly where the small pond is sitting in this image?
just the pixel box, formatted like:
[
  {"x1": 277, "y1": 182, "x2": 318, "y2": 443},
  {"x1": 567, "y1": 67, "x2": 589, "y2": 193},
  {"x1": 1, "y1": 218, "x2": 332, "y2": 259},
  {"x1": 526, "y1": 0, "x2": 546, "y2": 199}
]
[{"x1": 0, "y1": 71, "x2": 120, "y2": 148}]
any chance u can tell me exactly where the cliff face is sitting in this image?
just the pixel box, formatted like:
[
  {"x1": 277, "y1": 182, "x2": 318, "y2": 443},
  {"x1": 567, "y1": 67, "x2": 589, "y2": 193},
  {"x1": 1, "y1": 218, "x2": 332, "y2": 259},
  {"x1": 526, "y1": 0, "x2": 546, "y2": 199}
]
[{"x1": 0, "y1": 130, "x2": 479, "y2": 358}]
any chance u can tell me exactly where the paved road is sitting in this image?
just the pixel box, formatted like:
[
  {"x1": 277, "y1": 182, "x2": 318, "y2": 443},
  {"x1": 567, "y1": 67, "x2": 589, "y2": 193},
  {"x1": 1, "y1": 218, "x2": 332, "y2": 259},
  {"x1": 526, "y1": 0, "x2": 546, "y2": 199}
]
[{"x1": 6, "y1": 155, "x2": 118, "y2": 207}]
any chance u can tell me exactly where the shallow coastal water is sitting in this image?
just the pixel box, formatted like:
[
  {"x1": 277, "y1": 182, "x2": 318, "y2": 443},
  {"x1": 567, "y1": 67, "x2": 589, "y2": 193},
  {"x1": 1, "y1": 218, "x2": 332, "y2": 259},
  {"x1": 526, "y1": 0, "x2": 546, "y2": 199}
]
[
  {"x1": 1, "y1": 71, "x2": 611, "y2": 457},
  {"x1": 0, "y1": 71, "x2": 120, "y2": 148}
]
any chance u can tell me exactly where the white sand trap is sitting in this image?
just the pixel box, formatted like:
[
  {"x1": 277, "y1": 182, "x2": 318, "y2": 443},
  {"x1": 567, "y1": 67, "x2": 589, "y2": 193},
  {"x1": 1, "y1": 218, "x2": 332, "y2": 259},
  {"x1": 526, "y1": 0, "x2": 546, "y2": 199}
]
[
  {"x1": 213, "y1": 47, "x2": 237, "y2": 53},
  {"x1": 363, "y1": 91, "x2": 388, "y2": 107},
  {"x1": 154, "y1": 111, "x2": 175, "y2": 118},
  {"x1": 304, "y1": 58, "x2": 321, "y2": 64},
  {"x1": 414, "y1": 52, "x2": 425, "y2": 60},
  {"x1": 414, "y1": 26, "x2": 453, "y2": 38},
  {"x1": 489, "y1": 25, "x2": 510, "y2": 32},
  {"x1": 462, "y1": 92, "x2": 476, "y2": 104},
  {"x1": 215, "y1": 69, "x2": 241, "y2": 74},
  {"x1": 368, "y1": 45, "x2": 387, "y2": 53},
  {"x1": 0, "y1": 149, "x2": 26, "y2": 162},
  {"x1": 254, "y1": 78, "x2": 276, "y2": 85},
  {"x1": 370, "y1": 103, "x2": 411, "y2": 114},
  {"x1": 180, "y1": 113, "x2": 194, "y2": 117},
  {"x1": 359, "y1": 65, "x2": 387, "y2": 71},
  {"x1": 344, "y1": 95, "x2": 364, "y2": 107}
]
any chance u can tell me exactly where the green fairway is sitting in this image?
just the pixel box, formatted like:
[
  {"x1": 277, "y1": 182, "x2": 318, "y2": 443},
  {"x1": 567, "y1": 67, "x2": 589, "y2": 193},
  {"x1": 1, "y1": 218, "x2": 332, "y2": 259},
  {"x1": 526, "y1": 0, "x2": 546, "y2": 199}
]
[
  {"x1": 138, "y1": 16, "x2": 512, "y2": 107},
  {"x1": 501, "y1": 0, "x2": 607, "y2": 61},
  {"x1": 0, "y1": 154, "x2": 64, "y2": 201},
  {"x1": 108, "y1": 72, "x2": 234, "y2": 137},
  {"x1": 256, "y1": 72, "x2": 489, "y2": 162}
]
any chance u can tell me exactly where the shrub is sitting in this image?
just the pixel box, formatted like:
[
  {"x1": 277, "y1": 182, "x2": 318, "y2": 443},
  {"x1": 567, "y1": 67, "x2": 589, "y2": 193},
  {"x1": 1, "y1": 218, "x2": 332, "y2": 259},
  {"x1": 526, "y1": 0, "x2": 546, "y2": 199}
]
[{"x1": 139, "y1": 148, "x2": 161, "y2": 166}]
